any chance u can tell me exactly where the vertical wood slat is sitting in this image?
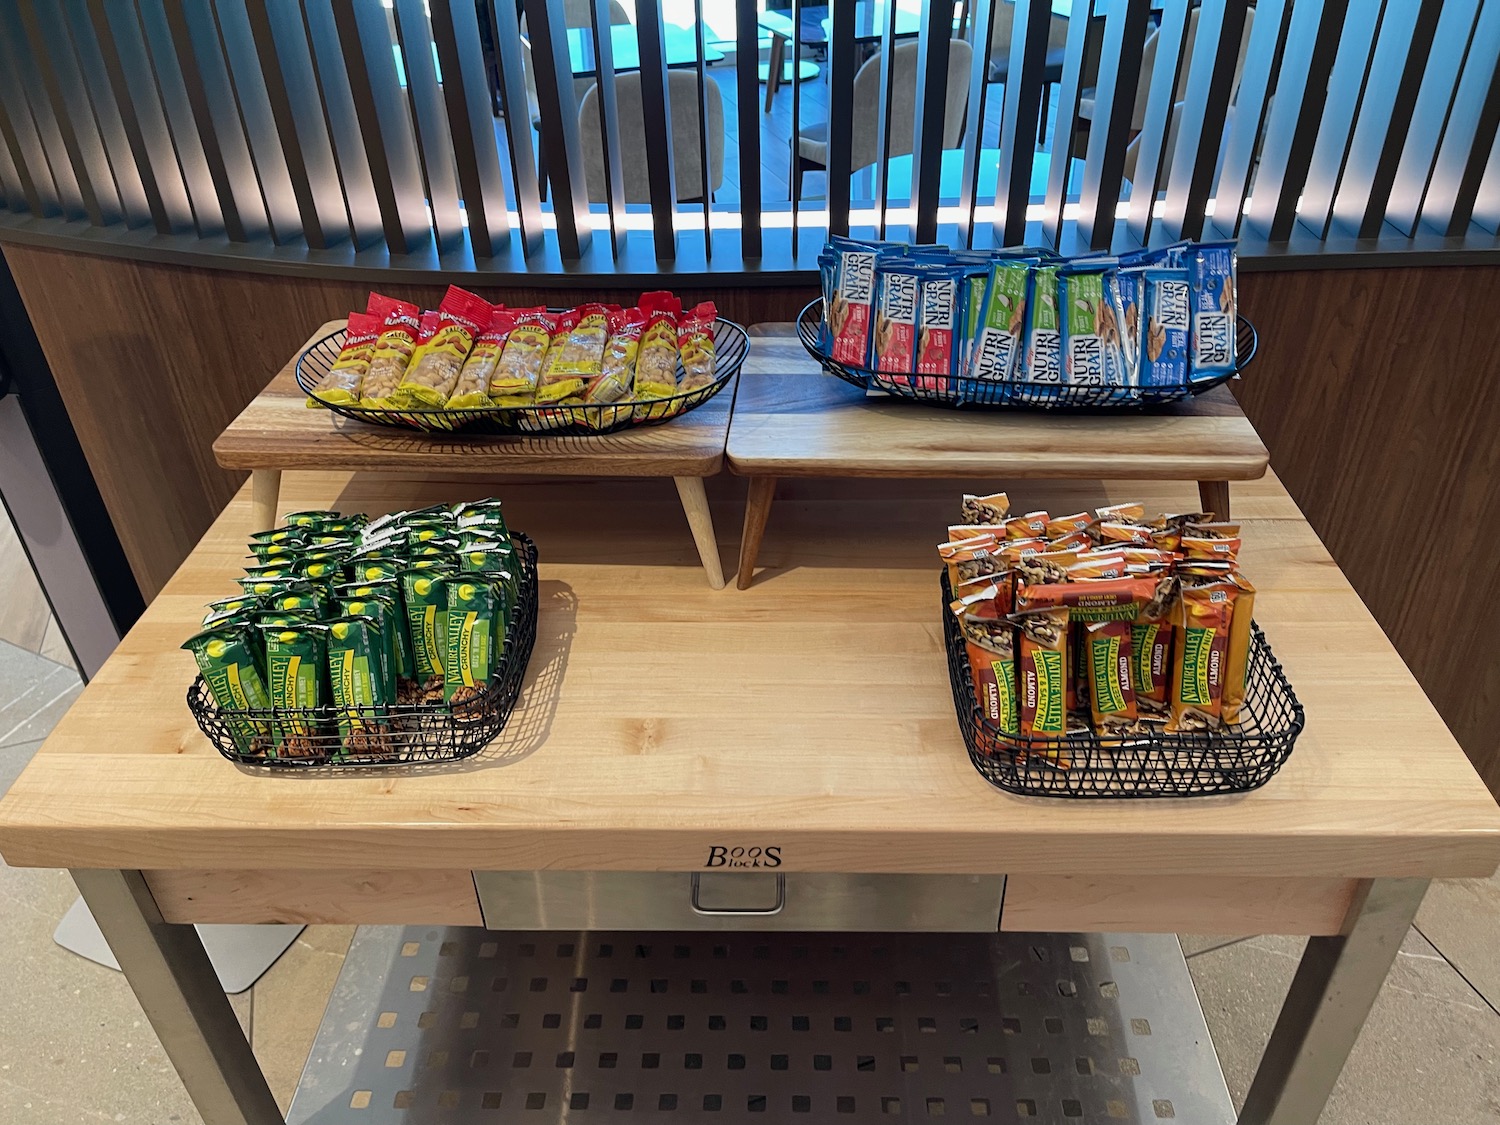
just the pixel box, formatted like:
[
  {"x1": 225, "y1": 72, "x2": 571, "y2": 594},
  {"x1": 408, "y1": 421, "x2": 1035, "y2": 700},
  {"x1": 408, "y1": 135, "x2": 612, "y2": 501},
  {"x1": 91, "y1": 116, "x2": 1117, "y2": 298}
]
[
  {"x1": 1340, "y1": 0, "x2": 1445, "y2": 240},
  {"x1": 22, "y1": 0, "x2": 124, "y2": 227},
  {"x1": 908, "y1": 0, "x2": 953, "y2": 246},
  {"x1": 1209, "y1": 0, "x2": 1287, "y2": 237},
  {"x1": 993, "y1": 0, "x2": 1053, "y2": 246},
  {"x1": 1125, "y1": 0, "x2": 1193, "y2": 246},
  {"x1": 62, "y1": 0, "x2": 154, "y2": 230},
  {"x1": 693, "y1": 0, "x2": 711, "y2": 255},
  {"x1": 633, "y1": 0, "x2": 677, "y2": 259},
  {"x1": 485, "y1": 0, "x2": 544, "y2": 257},
  {"x1": 333, "y1": 0, "x2": 432, "y2": 255},
  {"x1": 1159, "y1": 0, "x2": 1249, "y2": 243},
  {"x1": 873, "y1": 0, "x2": 900, "y2": 238},
  {"x1": 1041, "y1": 0, "x2": 1095, "y2": 248},
  {"x1": 392, "y1": 0, "x2": 464, "y2": 253},
  {"x1": 1438, "y1": 46, "x2": 1500, "y2": 238},
  {"x1": 583, "y1": 0, "x2": 624, "y2": 256},
  {"x1": 157, "y1": 0, "x2": 258, "y2": 241},
  {"x1": 0, "y1": 127, "x2": 23, "y2": 212},
  {"x1": 789, "y1": 0, "x2": 802, "y2": 251},
  {"x1": 0, "y1": 1, "x2": 85, "y2": 220},
  {"x1": 733, "y1": 0, "x2": 762, "y2": 256},
  {"x1": 1383, "y1": 0, "x2": 1484, "y2": 237},
  {"x1": 956, "y1": 0, "x2": 997, "y2": 248},
  {"x1": 1417, "y1": 1, "x2": 1500, "y2": 236},
  {"x1": 526, "y1": 0, "x2": 592, "y2": 260},
  {"x1": 1077, "y1": 0, "x2": 1151, "y2": 250},
  {"x1": 1295, "y1": 0, "x2": 1385, "y2": 240},
  {"x1": 1472, "y1": 129, "x2": 1500, "y2": 234},
  {"x1": 129, "y1": 0, "x2": 227, "y2": 238},
  {"x1": 302, "y1": 0, "x2": 385, "y2": 250},
  {"x1": 823, "y1": 0, "x2": 856, "y2": 240},
  {"x1": 0, "y1": 61, "x2": 52, "y2": 215},
  {"x1": 1242, "y1": 0, "x2": 1351, "y2": 242},
  {"x1": 428, "y1": 0, "x2": 512, "y2": 259},
  {"x1": 247, "y1": 0, "x2": 348, "y2": 250},
  {"x1": 210, "y1": 0, "x2": 303, "y2": 244}
]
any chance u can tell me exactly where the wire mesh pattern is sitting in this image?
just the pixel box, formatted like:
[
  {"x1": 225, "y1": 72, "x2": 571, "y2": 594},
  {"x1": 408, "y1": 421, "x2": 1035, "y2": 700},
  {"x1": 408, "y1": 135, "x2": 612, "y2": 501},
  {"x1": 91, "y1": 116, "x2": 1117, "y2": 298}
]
[
  {"x1": 186, "y1": 535, "x2": 539, "y2": 769},
  {"x1": 298, "y1": 318, "x2": 748, "y2": 435},
  {"x1": 288, "y1": 928, "x2": 1234, "y2": 1125},
  {"x1": 798, "y1": 301, "x2": 1257, "y2": 410},
  {"x1": 942, "y1": 574, "x2": 1304, "y2": 798}
]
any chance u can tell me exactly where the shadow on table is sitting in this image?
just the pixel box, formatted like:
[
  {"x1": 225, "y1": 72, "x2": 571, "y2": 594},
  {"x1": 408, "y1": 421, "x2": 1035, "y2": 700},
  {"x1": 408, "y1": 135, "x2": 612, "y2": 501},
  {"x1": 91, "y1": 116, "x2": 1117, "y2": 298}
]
[{"x1": 474, "y1": 580, "x2": 577, "y2": 768}]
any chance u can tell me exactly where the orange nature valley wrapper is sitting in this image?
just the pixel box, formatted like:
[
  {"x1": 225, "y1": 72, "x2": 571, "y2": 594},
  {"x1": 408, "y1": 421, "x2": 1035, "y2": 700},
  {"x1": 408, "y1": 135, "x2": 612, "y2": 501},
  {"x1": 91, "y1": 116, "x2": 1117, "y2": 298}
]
[
  {"x1": 1166, "y1": 582, "x2": 1239, "y2": 732},
  {"x1": 1130, "y1": 575, "x2": 1178, "y2": 719},
  {"x1": 960, "y1": 493, "x2": 1010, "y2": 525},
  {"x1": 1004, "y1": 512, "x2": 1050, "y2": 540},
  {"x1": 952, "y1": 588, "x2": 1019, "y2": 737},
  {"x1": 1221, "y1": 572, "x2": 1256, "y2": 724},
  {"x1": 1085, "y1": 618, "x2": 1138, "y2": 738},
  {"x1": 1011, "y1": 607, "x2": 1069, "y2": 739}
]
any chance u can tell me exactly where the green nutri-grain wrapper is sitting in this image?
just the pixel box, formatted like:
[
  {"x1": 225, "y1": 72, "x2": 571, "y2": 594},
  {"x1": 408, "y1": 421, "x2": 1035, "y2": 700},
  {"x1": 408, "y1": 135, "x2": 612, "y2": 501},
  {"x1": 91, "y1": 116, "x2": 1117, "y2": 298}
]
[
  {"x1": 326, "y1": 616, "x2": 392, "y2": 753},
  {"x1": 183, "y1": 627, "x2": 274, "y2": 753},
  {"x1": 444, "y1": 579, "x2": 500, "y2": 704},
  {"x1": 400, "y1": 571, "x2": 449, "y2": 686},
  {"x1": 261, "y1": 623, "x2": 329, "y2": 757},
  {"x1": 338, "y1": 596, "x2": 401, "y2": 701}
]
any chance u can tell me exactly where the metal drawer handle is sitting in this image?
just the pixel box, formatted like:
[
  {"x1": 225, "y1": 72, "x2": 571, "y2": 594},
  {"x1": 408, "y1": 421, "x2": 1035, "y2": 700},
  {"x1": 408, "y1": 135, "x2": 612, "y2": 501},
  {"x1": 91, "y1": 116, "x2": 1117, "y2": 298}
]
[{"x1": 689, "y1": 873, "x2": 787, "y2": 916}]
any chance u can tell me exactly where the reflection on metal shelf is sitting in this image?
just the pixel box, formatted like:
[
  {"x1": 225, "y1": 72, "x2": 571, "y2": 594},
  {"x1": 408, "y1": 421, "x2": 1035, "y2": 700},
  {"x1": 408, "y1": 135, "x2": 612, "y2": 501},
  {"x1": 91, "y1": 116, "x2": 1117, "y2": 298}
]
[{"x1": 288, "y1": 927, "x2": 1232, "y2": 1124}]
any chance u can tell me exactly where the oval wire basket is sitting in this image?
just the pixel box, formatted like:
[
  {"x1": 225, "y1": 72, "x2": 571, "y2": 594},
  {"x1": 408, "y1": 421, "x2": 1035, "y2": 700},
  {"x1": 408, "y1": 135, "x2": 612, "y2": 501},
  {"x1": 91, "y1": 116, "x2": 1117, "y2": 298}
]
[
  {"x1": 942, "y1": 572, "x2": 1305, "y2": 798},
  {"x1": 299, "y1": 316, "x2": 749, "y2": 435},
  {"x1": 797, "y1": 299, "x2": 1257, "y2": 410},
  {"x1": 187, "y1": 534, "x2": 539, "y2": 769}
]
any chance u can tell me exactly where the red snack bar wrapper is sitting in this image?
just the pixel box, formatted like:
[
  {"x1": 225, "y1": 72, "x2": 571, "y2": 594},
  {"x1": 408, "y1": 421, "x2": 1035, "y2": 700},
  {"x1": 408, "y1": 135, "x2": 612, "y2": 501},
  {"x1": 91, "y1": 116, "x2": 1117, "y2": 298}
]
[
  {"x1": 307, "y1": 311, "x2": 383, "y2": 407},
  {"x1": 635, "y1": 292, "x2": 682, "y2": 399},
  {"x1": 360, "y1": 294, "x2": 422, "y2": 405},
  {"x1": 824, "y1": 237, "x2": 882, "y2": 366},
  {"x1": 678, "y1": 301, "x2": 718, "y2": 391},
  {"x1": 447, "y1": 309, "x2": 518, "y2": 410},
  {"x1": 397, "y1": 286, "x2": 493, "y2": 407},
  {"x1": 871, "y1": 264, "x2": 920, "y2": 375}
]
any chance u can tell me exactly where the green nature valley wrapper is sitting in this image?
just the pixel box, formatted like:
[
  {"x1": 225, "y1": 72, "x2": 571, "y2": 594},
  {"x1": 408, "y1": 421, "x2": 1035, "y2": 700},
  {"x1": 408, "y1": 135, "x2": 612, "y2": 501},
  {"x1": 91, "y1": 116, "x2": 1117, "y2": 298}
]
[
  {"x1": 338, "y1": 595, "x2": 402, "y2": 702},
  {"x1": 261, "y1": 623, "x2": 330, "y2": 757},
  {"x1": 183, "y1": 627, "x2": 273, "y2": 754},
  {"x1": 326, "y1": 616, "x2": 394, "y2": 756},
  {"x1": 400, "y1": 570, "x2": 449, "y2": 701},
  {"x1": 445, "y1": 579, "x2": 501, "y2": 705},
  {"x1": 203, "y1": 596, "x2": 259, "y2": 628}
]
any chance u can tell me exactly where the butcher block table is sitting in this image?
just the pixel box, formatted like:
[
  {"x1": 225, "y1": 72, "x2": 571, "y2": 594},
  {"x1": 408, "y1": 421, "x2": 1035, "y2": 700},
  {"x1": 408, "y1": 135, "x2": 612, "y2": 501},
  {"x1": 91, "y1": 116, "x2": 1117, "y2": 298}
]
[
  {"x1": 727, "y1": 325, "x2": 1270, "y2": 588},
  {"x1": 0, "y1": 469, "x2": 1495, "y2": 1125},
  {"x1": 214, "y1": 320, "x2": 737, "y2": 588}
]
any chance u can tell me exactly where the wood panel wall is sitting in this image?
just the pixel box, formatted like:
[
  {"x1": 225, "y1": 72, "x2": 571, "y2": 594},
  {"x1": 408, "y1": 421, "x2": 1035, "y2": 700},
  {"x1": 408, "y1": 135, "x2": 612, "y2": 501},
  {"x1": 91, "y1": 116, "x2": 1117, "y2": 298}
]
[{"x1": 3, "y1": 243, "x2": 1496, "y2": 795}]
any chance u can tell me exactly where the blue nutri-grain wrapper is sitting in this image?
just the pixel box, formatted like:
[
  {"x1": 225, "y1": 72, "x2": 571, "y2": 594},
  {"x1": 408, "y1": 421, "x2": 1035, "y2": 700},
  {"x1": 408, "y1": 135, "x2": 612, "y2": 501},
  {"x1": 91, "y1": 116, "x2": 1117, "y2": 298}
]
[
  {"x1": 824, "y1": 236, "x2": 883, "y2": 366},
  {"x1": 1185, "y1": 241, "x2": 1237, "y2": 379},
  {"x1": 1140, "y1": 267, "x2": 1191, "y2": 386},
  {"x1": 915, "y1": 264, "x2": 966, "y2": 380},
  {"x1": 870, "y1": 263, "x2": 921, "y2": 375}
]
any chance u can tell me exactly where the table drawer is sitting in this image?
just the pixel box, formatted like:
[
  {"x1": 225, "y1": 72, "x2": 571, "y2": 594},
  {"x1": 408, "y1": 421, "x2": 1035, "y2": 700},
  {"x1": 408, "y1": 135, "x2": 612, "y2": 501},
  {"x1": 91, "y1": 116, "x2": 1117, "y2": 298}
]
[{"x1": 473, "y1": 872, "x2": 1003, "y2": 932}]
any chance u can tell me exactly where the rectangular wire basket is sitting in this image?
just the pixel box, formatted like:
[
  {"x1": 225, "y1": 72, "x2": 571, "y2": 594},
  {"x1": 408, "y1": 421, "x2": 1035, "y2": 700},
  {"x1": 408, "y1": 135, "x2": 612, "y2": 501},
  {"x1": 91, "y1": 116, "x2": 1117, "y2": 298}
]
[
  {"x1": 187, "y1": 535, "x2": 538, "y2": 769},
  {"x1": 942, "y1": 572, "x2": 1304, "y2": 797}
]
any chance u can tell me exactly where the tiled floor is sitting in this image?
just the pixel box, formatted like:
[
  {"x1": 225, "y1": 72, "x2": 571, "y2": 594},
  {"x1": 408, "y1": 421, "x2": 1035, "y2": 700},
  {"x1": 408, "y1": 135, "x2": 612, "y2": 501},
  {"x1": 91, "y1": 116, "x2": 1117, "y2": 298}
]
[
  {"x1": 0, "y1": 635, "x2": 1495, "y2": 1123},
  {"x1": 0, "y1": 515, "x2": 70, "y2": 667}
]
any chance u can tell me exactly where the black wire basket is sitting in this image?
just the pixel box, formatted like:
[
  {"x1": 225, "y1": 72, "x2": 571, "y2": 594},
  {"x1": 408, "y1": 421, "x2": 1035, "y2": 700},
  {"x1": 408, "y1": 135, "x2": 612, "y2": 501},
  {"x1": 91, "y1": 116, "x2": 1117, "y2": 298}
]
[
  {"x1": 942, "y1": 573, "x2": 1304, "y2": 798},
  {"x1": 798, "y1": 299, "x2": 1257, "y2": 410},
  {"x1": 187, "y1": 534, "x2": 539, "y2": 769},
  {"x1": 298, "y1": 317, "x2": 748, "y2": 435}
]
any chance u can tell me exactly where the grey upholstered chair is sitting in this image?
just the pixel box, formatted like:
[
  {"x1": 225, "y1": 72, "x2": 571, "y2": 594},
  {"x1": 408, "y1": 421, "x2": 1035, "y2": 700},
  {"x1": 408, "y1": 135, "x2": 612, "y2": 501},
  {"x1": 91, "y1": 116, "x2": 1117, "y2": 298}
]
[
  {"x1": 579, "y1": 71, "x2": 726, "y2": 203},
  {"x1": 792, "y1": 38, "x2": 973, "y2": 200}
]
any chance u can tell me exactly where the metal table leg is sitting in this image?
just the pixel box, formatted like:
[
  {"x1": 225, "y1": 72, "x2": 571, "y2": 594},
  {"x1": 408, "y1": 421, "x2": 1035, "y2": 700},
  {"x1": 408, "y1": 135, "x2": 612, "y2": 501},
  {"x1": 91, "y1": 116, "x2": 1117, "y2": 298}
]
[
  {"x1": 72, "y1": 869, "x2": 284, "y2": 1125},
  {"x1": 1237, "y1": 877, "x2": 1430, "y2": 1125}
]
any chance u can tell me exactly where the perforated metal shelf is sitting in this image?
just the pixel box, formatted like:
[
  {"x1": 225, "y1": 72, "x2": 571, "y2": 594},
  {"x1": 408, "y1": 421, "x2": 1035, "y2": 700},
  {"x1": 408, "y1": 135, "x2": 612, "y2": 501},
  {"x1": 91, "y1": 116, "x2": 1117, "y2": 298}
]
[{"x1": 287, "y1": 928, "x2": 1232, "y2": 1125}]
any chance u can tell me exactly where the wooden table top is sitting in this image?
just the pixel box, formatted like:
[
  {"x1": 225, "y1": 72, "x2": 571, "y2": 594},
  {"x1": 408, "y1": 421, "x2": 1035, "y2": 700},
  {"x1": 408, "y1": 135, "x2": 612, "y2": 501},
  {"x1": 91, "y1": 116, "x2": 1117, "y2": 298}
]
[
  {"x1": 213, "y1": 322, "x2": 736, "y2": 478},
  {"x1": 727, "y1": 328, "x2": 1270, "y2": 481},
  {"x1": 1, "y1": 470, "x2": 1496, "y2": 879}
]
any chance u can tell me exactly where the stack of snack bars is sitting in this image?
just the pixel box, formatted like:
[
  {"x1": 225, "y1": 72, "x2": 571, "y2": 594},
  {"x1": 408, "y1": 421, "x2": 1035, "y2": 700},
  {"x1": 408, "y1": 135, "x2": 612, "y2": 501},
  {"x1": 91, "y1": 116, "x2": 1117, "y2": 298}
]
[
  {"x1": 943, "y1": 493, "x2": 1254, "y2": 754},
  {"x1": 182, "y1": 500, "x2": 521, "y2": 759},
  {"x1": 306, "y1": 286, "x2": 718, "y2": 415},
  {"x1": 819, "y1": 237, "x2": 1236, "y2": 394}
]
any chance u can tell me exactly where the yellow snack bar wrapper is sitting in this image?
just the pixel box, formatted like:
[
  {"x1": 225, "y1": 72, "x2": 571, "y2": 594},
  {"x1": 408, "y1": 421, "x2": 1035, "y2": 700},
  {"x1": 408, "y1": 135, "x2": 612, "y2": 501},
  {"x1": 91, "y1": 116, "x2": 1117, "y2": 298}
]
[
  {"x1": 359, "y1": 294, "x2": 422, "y2": 405},
  {"x1": 396, "y1": 286, "x2": 492, "y2": 408},
  {"x1": 635, "y1": 291, "x2": 682, "y2": 399},
  {"x1": 307, "y1": 311, "x2": 382, "y2": 408},
  {"x1": 537, "y1": 303, "x2": 611, "y2": 403},
  {"x1": 487, "y1": 309, "x2": 557, "y2": 403},
  {"x1": 446, "y1": 309, "x2": 516, "y2": 411}
]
